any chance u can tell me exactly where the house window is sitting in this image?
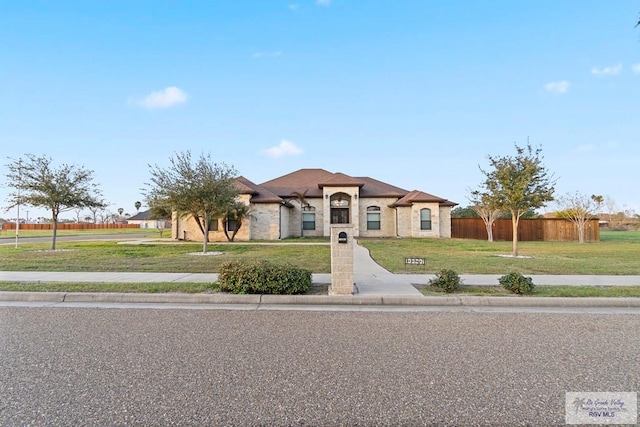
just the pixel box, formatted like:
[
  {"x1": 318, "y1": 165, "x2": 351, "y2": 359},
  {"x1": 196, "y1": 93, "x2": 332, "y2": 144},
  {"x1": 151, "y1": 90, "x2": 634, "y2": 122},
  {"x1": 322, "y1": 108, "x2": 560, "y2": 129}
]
[
  {"x1": 226, "y1": 215, "x2": 237, "y2": 232},
  {"x1": 420, "y1": 208, "x2": 432, "y2": 230},
  {"x1": 209, "y1": 217, "x2": 218, "y2": 231},
  {"x1": 367, "y1": 206, "x2": 381, "y2": 230},
  {"x1": 302, "y1": 206, "x2": 316, "y2": 230}
]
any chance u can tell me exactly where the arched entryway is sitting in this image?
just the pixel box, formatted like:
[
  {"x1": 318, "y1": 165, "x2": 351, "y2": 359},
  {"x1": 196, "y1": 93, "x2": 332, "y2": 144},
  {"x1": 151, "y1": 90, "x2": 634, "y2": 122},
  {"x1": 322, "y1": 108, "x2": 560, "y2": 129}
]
[{"x1": 330, "y1": 192, "x2": 351, "y2": 224}]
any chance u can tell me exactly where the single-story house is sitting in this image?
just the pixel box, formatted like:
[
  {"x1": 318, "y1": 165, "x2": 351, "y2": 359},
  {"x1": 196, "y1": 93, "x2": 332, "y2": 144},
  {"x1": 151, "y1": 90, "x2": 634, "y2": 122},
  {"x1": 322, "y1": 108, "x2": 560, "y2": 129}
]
[
  {"x1": 127, "y1": 210, "x2": 171, "y2": 229},
  {"x1": 173, "y1": 168, "x2": 457, "y2": 242}
]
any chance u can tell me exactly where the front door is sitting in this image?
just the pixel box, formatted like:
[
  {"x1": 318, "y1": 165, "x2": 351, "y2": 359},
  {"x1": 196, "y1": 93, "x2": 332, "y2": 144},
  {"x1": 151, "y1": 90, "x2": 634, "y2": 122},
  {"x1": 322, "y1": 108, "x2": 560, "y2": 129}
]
[{"x1": 331, "y1": 208, "x2": 349, "y2": 224}]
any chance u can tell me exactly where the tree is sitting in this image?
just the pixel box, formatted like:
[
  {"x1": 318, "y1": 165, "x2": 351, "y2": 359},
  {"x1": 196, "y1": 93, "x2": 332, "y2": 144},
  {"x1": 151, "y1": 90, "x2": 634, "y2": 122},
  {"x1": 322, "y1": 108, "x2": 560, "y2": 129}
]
[
  {"x1": 555, "y1": 192, "x2": 597, "y2": 243},
  {"x1": 290, "y1": 189, "x2": 309, "y2": 237},
  {"x1": 475, "y1": 143, "x2": 555, "y2": 256},
  {"x1": 222, "y1": 200, "x2": 251, "y2": 242},
  {"x1": 144, "y1": 151, "x2": 239, "y2": 253},
  {"x1": 4, "y1": 154, "x2": 105, "y2": 250},
  {"x1": 118, "y1": 207, "x2": 124, "y2": 216},
  {"x1": 134, "y1": 201, "x2": 142, "y2": 213},
  {"x1": 450, "y1": 206, "x2": 480, "y2": 218},
  {"x1": 467, "y1": 194, "x2": 502, "y2": 242}
]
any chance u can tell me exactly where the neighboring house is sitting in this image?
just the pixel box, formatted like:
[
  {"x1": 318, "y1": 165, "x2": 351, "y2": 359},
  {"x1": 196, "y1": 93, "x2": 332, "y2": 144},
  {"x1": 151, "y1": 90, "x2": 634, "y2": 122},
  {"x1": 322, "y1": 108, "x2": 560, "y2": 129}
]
[
  {"x1": 127, "y1": 210, "x2": 171, "y2": 229},
  {"x1": 173, "y1": 168, "x2": 457, "y2": 242}
]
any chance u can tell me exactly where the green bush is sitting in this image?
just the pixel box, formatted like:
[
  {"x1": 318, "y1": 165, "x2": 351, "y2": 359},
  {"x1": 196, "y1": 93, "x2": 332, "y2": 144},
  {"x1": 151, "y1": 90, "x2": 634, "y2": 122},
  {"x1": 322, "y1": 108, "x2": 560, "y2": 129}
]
[
  {"x1": 428, "y1": 269, "x2": 462, "y2": 293},
  {"x1": 218, "y1": 260, "x2": 312, "y2": 295},
  {"x1": 499, "y1": 272, "x2": 535, "y2": 294}
]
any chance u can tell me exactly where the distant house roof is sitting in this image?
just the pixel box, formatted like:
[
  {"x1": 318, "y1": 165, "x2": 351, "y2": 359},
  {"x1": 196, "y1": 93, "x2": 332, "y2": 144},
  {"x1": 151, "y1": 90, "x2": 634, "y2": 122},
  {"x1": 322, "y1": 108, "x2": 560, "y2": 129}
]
[{"x1": 127, "y1": 210, "x2": 156, "y2": 221}]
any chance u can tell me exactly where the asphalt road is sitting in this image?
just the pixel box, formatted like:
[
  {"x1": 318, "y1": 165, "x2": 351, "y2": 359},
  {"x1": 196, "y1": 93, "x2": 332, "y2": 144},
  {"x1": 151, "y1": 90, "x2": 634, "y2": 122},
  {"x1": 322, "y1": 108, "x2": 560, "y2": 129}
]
[{"x1": 1, "y1": 307, "x2": 639, "y2": 426}]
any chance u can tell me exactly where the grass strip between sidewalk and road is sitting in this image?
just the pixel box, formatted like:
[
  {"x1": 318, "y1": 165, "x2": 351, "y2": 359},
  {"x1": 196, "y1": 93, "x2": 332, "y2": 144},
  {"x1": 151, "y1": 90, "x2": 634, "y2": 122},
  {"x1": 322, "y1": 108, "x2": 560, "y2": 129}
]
[{"x1": 414, "y1": 285, "x2": 640, "y2": 298}]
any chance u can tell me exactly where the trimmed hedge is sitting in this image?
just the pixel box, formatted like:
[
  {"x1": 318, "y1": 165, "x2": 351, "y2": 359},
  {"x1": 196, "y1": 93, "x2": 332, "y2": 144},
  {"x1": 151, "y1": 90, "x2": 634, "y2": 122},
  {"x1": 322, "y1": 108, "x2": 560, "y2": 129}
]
[{"x1": 218, "y1": 260, "x2": 312, "y2": 295}]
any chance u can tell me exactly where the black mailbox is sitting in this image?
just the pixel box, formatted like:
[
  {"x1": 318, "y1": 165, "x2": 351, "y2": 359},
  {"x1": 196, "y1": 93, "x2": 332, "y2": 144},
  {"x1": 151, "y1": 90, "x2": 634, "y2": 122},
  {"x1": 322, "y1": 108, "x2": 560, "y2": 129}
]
[{"x1": 338, "y1": 231, "x2": 348, "y2": 244}]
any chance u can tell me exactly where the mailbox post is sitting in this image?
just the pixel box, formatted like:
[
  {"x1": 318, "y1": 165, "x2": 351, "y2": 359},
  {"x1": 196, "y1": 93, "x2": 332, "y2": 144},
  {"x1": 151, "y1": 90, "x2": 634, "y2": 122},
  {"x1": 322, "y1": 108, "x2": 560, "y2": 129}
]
[{"x1": 330, "y1": 225, "x2": 354, "y2": 295}]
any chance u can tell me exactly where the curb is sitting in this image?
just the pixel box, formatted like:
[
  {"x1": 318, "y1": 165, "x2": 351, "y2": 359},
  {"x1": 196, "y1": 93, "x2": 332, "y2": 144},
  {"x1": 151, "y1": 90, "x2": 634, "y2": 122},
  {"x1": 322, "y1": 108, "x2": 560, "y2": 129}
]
[{"x1": 1, "y1": 291, "x2": 639, "y2": 307}]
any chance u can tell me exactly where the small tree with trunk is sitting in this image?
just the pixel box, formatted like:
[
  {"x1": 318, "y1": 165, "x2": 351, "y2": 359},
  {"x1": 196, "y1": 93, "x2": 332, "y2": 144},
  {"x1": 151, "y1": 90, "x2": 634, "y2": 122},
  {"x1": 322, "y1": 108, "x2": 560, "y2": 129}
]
[
  {"x1": 555, "y1": 192, "x2": 597, "y2": 243},
  {"x1": 144, "y1": 151, "x2": 239, "y2": 253},
  {"x1": 290, "y1": 189, "x2": 309, "y2": 238},
  {"x1": 4, "y1": 154, "x2": 105, "y2": 250},
  {"x1": 475, "y1": 143, "x2": 555, "y2": 256},
  {"x1": 222, "y1": 200, "x2": 251, "y2": 242},
  {"x1": 467, "y1": 192, "x2": 502, "y2": 242}
]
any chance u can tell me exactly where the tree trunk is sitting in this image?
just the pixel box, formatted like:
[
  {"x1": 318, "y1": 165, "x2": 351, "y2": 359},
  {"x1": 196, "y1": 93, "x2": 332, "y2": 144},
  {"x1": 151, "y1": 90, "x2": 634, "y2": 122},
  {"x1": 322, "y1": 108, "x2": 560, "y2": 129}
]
[
  {"x1": 202, "y1": 216, "x2": 209, "y2": 253},
  {"x1": 511, "y1": 214, "x2": 519, "y2": 257},
  {"x1": 51, "y1": 212, "x2": 59, "y2": 251},
  {"x1": 578, "y1": 222, "x2": 585, "y2": 243}
]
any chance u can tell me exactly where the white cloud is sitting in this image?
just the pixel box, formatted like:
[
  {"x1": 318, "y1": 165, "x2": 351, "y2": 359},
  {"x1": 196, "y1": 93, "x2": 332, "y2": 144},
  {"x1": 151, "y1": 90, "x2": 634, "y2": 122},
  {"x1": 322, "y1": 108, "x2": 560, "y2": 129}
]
[
  {"x1": 288, "y1": 4, "x2": 299, "y2": 10},
  {"x1": 132, "y1": 86, "x2": 188, "y2": 109},
  {"x1": 544, "y1": 80, "x2": 570, "y2": 94},
  {"x1": 575, "y1": 144, "x2": 596, "y2": 153},
  {"x1": 316, "y1": 0, "x2": 331, "y2": 6},
  {"x1": 252, "y1": 51, "x2": 283, "y2": 59},
  {"x1": 632, "y1": 63, "x2": 640, "y2": 74},
  {"x1": 590, "y1": 63, "x2": 622, "y2": 76},
  {"x1": 263, "y1": 140, "x2": 303, "y2": 158}
]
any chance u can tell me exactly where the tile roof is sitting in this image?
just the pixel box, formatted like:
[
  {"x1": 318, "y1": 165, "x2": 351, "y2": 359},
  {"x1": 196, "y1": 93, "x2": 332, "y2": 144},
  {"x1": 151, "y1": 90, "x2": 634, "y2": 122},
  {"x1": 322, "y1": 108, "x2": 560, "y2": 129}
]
[
  {"x1": 236, "y1": 176, "x2": 284, "y2": 204},
  {"x1": 255, "y1": 169, "x2": 456, "y2": 206},
  {"x1": 391, "y1": 190, "x2": 457, "y2": 207}
]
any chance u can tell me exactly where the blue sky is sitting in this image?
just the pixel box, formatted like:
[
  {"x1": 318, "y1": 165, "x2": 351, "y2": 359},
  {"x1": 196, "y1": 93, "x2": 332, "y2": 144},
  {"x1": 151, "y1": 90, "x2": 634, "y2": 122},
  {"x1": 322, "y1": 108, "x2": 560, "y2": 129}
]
[{"x1": 1, "y1": 1, "x2": 639, "y2": 220}]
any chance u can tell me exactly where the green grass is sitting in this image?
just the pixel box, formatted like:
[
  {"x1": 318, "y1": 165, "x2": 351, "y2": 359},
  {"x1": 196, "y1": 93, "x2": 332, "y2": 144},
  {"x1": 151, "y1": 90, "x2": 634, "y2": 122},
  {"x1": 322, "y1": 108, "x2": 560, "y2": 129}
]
[
  {"x1": 0, "y1": 240, "x2": 331, "y2": 273},
  {"x1": 0, "y1": 281, "x2": 330, "y2": 295},
  {"x1": 359, "y1": 231, "x2": 640, "y2": 274},
  {"x1": 0, "y1": 281, "x2": 219, "y2": 293},
  {"x1": 415, "y1": 285, "x2": 640, "y2": 298},
  {"x1": 0, "y1": 230, "x2": 639, "y2": 278},
  {"x1": 0, "y1": 228, "x2": 170, "y2": 238}
]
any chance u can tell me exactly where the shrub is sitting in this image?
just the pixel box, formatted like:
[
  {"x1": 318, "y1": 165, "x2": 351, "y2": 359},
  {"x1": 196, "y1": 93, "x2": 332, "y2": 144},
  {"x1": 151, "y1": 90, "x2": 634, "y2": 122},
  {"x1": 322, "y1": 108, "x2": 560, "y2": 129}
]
[
  {"x1": 499, "y1": 272, "x2": 535, "y2": 294},
  {"x1": 218, "y1": 260, "x2": 312, "y2": 295},
  {"x1": 428, "y1": 269, "x2": 462, "y2": 293}
]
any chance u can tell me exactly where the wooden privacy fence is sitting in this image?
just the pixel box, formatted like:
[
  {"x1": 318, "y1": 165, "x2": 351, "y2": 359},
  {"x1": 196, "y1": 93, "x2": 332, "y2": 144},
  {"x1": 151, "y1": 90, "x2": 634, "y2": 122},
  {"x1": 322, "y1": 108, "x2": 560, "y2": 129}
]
[
  {"x1": 451, "y1": 218, "x2": 600, "y2": 242},
  {"x1": 2, "y1": 223, "x2": 140, "y2": 231}
]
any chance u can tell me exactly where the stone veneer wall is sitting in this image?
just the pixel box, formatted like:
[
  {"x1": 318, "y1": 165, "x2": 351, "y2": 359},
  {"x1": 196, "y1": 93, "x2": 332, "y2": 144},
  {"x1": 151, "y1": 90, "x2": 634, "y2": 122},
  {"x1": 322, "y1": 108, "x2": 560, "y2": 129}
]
[{"x1": 358, "y1": 197, "x2": 401, "y2": 238}]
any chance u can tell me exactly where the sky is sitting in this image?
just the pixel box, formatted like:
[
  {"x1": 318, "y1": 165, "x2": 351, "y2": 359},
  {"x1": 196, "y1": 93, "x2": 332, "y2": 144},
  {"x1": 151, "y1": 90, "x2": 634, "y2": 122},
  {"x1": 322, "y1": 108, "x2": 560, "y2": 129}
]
[{"x1": 1, "y1": 1, "x2": 639, "y2": 221}]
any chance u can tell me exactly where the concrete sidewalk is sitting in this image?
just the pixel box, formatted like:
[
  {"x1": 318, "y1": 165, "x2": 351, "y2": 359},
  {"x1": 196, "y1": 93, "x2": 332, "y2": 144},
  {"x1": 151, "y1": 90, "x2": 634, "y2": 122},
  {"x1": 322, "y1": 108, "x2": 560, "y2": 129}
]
[{"x1": 1, "y1": 240, "x2": 639, "y2": 307}]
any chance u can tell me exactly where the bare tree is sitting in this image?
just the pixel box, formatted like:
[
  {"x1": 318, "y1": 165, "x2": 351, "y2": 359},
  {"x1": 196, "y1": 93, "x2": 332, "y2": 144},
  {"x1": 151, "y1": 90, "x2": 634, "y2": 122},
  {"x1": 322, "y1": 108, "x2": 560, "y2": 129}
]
[
  {"x1": 555, "y1": 192, "x2": 597, "y2": 243},
  {"x1": 4, "y1": 154, "x2": 105, "y2": 250}
]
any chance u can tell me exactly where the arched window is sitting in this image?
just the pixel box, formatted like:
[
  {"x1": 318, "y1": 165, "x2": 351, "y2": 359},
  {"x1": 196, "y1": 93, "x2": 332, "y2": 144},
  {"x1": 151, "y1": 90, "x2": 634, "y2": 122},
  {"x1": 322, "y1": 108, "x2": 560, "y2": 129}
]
[
  {"x1": 367, "y1": 206, "x2": 381, "y2": 230},
  {"x1": 420, "y1": 208, "x2": 432, "y2": 230},
  {"x1": 302, "y1": 206, "x2": 316, "y2": 230}
]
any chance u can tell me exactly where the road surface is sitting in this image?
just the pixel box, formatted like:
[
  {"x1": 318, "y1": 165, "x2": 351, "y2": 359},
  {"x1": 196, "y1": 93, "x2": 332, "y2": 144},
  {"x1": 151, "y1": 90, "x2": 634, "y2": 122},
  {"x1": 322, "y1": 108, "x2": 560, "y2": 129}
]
[{"x1": 1, "y1": 306, "x2": 639, "y2": 425}]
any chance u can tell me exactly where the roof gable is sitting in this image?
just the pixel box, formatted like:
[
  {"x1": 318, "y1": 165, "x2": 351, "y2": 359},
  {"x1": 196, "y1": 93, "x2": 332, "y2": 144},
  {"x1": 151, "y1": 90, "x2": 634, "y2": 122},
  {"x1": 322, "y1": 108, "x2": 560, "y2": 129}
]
[
  {"x1": 236, "y1": 176, "x2": 284, "y2": 204},
  {"x1": 391, "y1": 190, "x2": 457, "y2": 207}
]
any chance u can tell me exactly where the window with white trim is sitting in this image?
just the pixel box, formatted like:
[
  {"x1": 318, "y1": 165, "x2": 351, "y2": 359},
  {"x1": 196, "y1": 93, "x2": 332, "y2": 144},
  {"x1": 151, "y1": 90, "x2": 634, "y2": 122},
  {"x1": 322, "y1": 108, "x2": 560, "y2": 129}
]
[
  {"x1": 420, "y1": 208, "x2": 432, "y2": 230},
  {"x1": 367, "y1": 206, "x2": 381, "y2": 230},
  {"x1": 302, "y1": 206, "x2": 316, "y2": 230}
]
